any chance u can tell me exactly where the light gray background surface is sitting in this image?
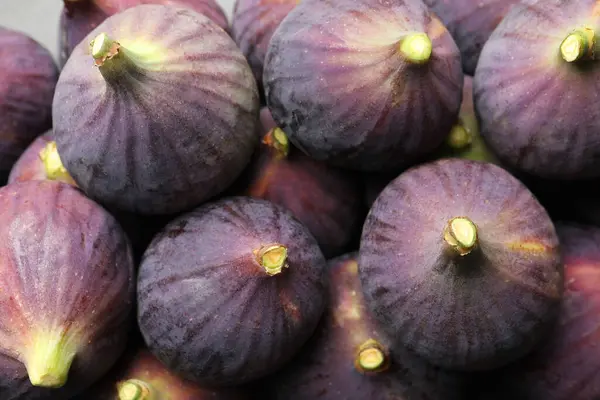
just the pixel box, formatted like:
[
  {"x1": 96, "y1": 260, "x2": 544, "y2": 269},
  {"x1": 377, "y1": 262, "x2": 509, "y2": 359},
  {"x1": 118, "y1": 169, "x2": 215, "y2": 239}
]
[{"x1": 0, "y1": 0, "x2": 236, "y2": 62}]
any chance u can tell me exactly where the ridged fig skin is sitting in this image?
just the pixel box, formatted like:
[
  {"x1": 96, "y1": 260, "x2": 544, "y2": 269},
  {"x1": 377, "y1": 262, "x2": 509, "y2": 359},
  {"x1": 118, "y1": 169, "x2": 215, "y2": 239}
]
[
  {"x1": 267, "y1": 253, "x2": 468, "y2": 400},
  {"x1": 474, "y1": 222, "x2": 600, "y2": 400},
  {"x1": 359, "y1": 158, "x2": 564, "y2": 371},
  {"x1": 59, "y1": 0, "x2": 230, "y2": 67},
  {"x1": 474, "y1": 0, "x2": 600, "y2": 180},
  {"x1": 77, "y1": 346, "x2": 251, "y2": 399},
  {"x1": 0, "y1": 27, "x2": 58, "y2": 183},
  {"x1": 263, "y1": 0, "x2": 463, "y2": 172},
  {"x1": 0, "y1": 180, "x2": 136, "y2": 399},
  {"x1": 7, "y1": 132, "x2": 53, "y2": 185},
  {"x1": 137, "y1": 196, "x2": 327, "y2": 387},
  {"x1": 423, "y1": 0, "x2": 519, "y2": 75},
  {"x1": 231, "y1": 0, "x2": 298, "y2": 101},
  {"x1": 53, "y1": 4, "x2": 260, "y2": 215}
]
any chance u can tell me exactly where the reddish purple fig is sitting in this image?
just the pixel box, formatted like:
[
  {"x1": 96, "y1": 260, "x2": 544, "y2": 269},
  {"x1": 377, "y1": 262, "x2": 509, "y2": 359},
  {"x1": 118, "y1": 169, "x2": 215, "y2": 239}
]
[
  {"x1": 0, "y1": 180, "x2": 135, "y2": 399},
  {"x1": 231, "y1": 0, "x2": 298, "y2": 102},
  {"x1": 266, "y1": 253, "x2": 468, "y2": 400},
  {"x1": 359, "y1": 158, "x2": 564, "y2": 371},
  {"x1": 59, "y1": 0, "x2": 229, "y2": 67},
  {"x1": 263, "y1": 0, "x2": 463, "y2": 172},
  {"x1": 0, "y1": 27, "x2": 59, "y2": 184},
  {"x1": 474, "y1": 0, "x2": 600, "y2": 179},
  {"x1": 423, "y1": 0, "x2": 519, "y2": 75}
]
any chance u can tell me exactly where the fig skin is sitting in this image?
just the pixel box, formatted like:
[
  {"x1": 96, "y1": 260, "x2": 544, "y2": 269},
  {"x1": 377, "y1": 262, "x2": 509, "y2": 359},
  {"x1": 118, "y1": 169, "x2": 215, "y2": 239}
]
[
  {"x1": 0, "y1": 27, "x2": 59, "y2": 184},
  {"x1": 423, "y1": 0, "x2": 519, "y2": 75},
  {"x1": 231, "y1": 0, "x2": 298, "y2": 103},
  {"x1": 234, "y1": 111, "x2": 365, "y2": 258},
  {"x1": 137, "y1": 196, "x2": 327, "y2": 387},
  {"x1": 263, "y1": 0, "x2": 464, "y2": 172},
  {"x1": 359, "y1": 158, "x2": 564, "y2": 371},
  {"x1": 59, "y1": 0, "x2": 229, "y2": 67},
  {"x1": 0, "y1": 180, "x2": 136, "y2": 398},
  {"x1": 53, "y1": 4, "x2": 260, "y2": 215},
  {"x1": 266, "y1": 253, "x2": 468, "y2": 400},
  {"x1": 474, "y1": 0, "x2": 600, "y2": 180},
  {"x1": 473, "y1": 222, "x2": 600, "y2": 399},
  {"x1": 75, "y1": 346, "x2": 251, "y2": 399}
]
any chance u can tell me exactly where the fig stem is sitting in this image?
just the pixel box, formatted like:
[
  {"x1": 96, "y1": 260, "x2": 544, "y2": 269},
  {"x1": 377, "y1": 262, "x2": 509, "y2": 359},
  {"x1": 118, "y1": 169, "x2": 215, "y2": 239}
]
[
  {"x1": 444, "y1": 217, "x2": 478, "y2": 256},
  {"x1": 25, "y1": 329, "x2": 78, "y2": 388},
  {"x1": 117, "y1": 379, "x2": 156, "y2": 400},
  {"x1": 399, "y1": 32, "x2": 432, "y2": 64},
  {"x1": 560, "y1": 28, "x2": 599, "y2": 62},
  {"x1": 255, "y1": 244, "x2": 289, "y2": 276},
  {"x1": 354, "y1": 339, "x2": 389, "y2": 374},
  {"x1": 39, "y1": 141, "x2": 77, "y2": 186},
  {"x1": 446, "y1": 123, "x2": 472, "y2": 150},
  {"x1": 263, "y1": 127, "x2": 290, "y2": 159}
]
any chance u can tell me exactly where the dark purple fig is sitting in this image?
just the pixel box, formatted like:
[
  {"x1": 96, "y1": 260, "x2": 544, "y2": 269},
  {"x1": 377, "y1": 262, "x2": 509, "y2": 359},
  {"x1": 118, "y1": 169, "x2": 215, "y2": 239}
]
[
  {"x1": 263, "y1": 0, "x2": 463, "y2": 172},
  {"x1": 53, "y1": 4, "x2": 259, "y2": 215},
  {"x1": 266, "y1": 253, "x2": 468, "y2": 400},
  {"x1": 359, "y1": 158, "x2": 564, "y2": 371},
  {"x1": 0, "y1": 180, "x2": 135, "y2": 399},
  {"x1": 423, "y1": 0, "x2": 519, "y2": 75},
  {"x1": 137, "y1": 196, "x2": 327, "y2": 387},
  {"x1": 473, "y1": 222, "x2": 600, "y2": 399},
  {"x1": 474, "y1": 0, "x2": 600, "y2": 180},
  {"x1": 0, "y1": 27, "x2": 59, "y2": 184},
  {"x1": 76, "y1": 346, "x2": 250, "y2": 399},
  {"x1": 234, "y1": 121, "x2": 364, "y2": 258},
  {"x1": 59, "y1": 0, "x2": 229, "y2": 67},
  {"x1": 231, "y1": 0, "x2": 298, "y2": 102}
]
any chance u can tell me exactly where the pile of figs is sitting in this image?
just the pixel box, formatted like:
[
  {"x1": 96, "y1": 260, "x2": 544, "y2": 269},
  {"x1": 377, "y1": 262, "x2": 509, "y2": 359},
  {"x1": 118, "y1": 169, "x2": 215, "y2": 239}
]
[{"x1": 1, "y1": 0, "x2": 600, "y2": 398}]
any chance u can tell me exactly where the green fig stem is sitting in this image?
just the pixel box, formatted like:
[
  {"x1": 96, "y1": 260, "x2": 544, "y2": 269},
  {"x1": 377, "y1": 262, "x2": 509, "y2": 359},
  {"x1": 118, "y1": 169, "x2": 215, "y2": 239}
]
[
  {"x1": 446, "y1": 123, "x2": 472, "y2": 150},
  {"x1": 399, "y1": 32, "x2": 432, "y2": 64},
  {"x1": 117, "y1": 379, "x2": 156, "y2": 400},
  {"x1": 354, "y1": 339, "x2": 390, "y2": 374},
  {"x1": 263, "y1": 127, "x2": 290, "y2": 159},
  {"x1": 255, "y1": 244, "x2": 289, "y2": 276},
  {"x1": 39, "y1": 141, "x2": 76, "y2": 185},
  {"x1": 25, "y1": 329, "x2": 78, "y2": 388},
  {"x1": 560, "y1": 27, "x2": 599, "y2": 62},
  {"x1": 444, "y1": 217, "x2": 478, "y2": 256}
]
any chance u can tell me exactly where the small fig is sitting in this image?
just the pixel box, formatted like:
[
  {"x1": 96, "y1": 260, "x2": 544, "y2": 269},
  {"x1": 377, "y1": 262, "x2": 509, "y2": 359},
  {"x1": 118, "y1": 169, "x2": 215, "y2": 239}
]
[
  {"x1": 359, "y1": 158, "x2": 564, "y2": 371},
  {"x1": 0, "y1": 180, "x2": 135, "y2": 398},
  {"x1": 263, "y1": 0, "x2": 463, "y2": 172},
  {"x1": 137, "y1": 196, "x2": 327, "y2": 387},
  {"x1": 53, "y1": 4, "x2": 259, "y2": 215}
]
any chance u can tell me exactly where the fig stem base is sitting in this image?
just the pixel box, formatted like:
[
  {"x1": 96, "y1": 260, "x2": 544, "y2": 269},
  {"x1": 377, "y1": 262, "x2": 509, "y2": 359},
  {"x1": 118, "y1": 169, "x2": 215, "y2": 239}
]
[
  {"x1": 255, "y1": 244, "x2": 289, "y2": 276},
  {"x1": 399, "y1": 33, "x2": 432, "y2": 64},
  {"x1": 560, "y1": 27, "x2": 599, "y2": 62},
  {"x1": 354, "y1": 339, "x2": 389, "y2": 374},
  {"x1": 39, "y1": 141, "x2": 76, "y2": 185},
  {"x1": 25, "y1": 329, "x2": 78, "y2": 388},
  {"x1": 444, "y1": 217, "x2": 478, "y2": 256},
  {"x1": 118, "y1": 379, "x2": 156, "y2": 400}
]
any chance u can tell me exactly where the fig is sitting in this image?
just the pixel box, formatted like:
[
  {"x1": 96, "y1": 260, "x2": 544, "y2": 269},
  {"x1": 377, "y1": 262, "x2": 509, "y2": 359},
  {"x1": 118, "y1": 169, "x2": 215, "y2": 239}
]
[
  {"x1": 53, "y1": 4, "x2": 260, "y2": 215},
  {"x1": 474, "y1": 0, "x2": 600, "y2": 180},
  {"x1": 0, "y1": 27, "x2": 59, "y2": 184},
  {"x1": 0, "y1": 180, "x2": 135, "y2": 398},
  {"x1": 473, "y1": 222, "x2": 600, "y2": 399},
  {"x1": 231, "y1": 0, "x2": 298, "y2": 103},
  {"x1": 77, "y1": 346, "x2": 250, "y2": 399},
  {"x1": 263, "y1": 0, "x2": 464, "y2": 172},
  {"x1": 423, "y1": 0, "x2": 519, "y2": 75},
  {"x1": 234, "y1": 120, "x2": 364, "y2": 258},
  {"x1": 137, "y1": 196, "x2": 327, "y2": 387},
  {"x1": 266, "y1": 253, "x2": 468, "y2": 400},
  {"x1": 359, "y1": 158, "x2": 564, "y2": 371},
  {"x1": 59, "y1": 0, "x2": 229, "y2": 67}
]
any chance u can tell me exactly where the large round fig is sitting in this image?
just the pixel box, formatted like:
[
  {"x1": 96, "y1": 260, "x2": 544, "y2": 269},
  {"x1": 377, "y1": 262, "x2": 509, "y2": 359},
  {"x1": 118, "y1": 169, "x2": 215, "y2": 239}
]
[
  {"x1": 423, "y1": 0, "x2": 519, "y2": 75},
  {"x1": 231, "y1": 0, "x2": 298, "y2": 102},
  {"x1": 266, "y1": 253, "x2": 468, "y2": 400},
  {"x1": 59, "y1": 0, "x2": 229, "y2": 67},
  {"x1": 263, "y1": 0, "x2": 463, "y2": 172},
  {"x1": 137, "y1": 196, "x2": 327, "y2": 387},
  {"x1": 0, "y1": 27, "x2": 58, "y2": 184},
  {"x1": 359, "y1": 158, "x2": 564, "y2": 371},
  {"x1": 474, "y1": 0, "x2": 600, "y2": 179},
  {"x1": 53, "y1": 4, "x2": 259, "y2": 215},
  {"x1": 0, "y1": 180, "x2": 135, "y2": 399}
]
